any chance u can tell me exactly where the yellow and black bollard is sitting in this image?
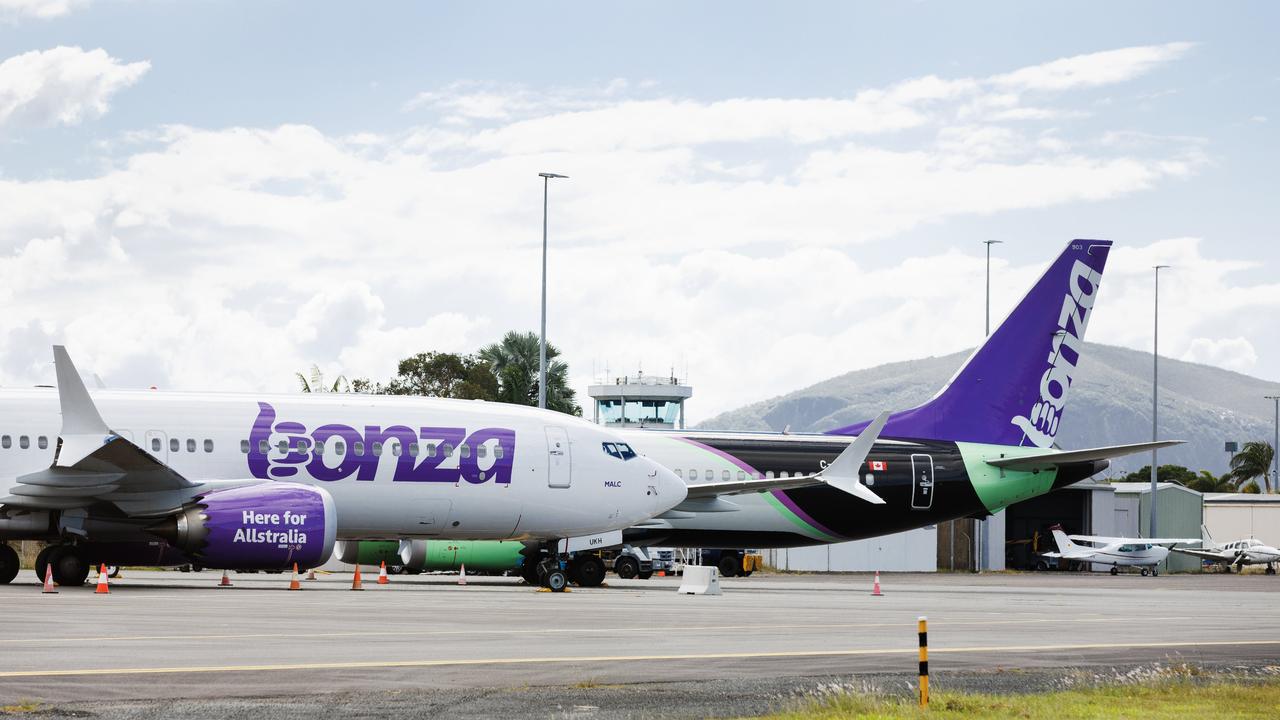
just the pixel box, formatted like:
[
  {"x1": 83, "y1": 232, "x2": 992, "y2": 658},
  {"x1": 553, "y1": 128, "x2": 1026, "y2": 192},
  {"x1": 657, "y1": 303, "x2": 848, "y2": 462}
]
[{"x1": 917, "y1": 615, "x2": 929, "y2": 708}]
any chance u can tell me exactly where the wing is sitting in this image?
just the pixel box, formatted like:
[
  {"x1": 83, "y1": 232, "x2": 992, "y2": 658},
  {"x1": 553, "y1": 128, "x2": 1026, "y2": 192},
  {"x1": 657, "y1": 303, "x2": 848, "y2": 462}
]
[
  {"x1": 983, "y1": 441, "x2": 1184, "y2": 471},
  {"x1": 1068, "y1": 534, "x2": 1200, "y2": 546},
  {"x1": 1171, "y1": 548, "x2": 1229, "y2": 561},
  {"x1": 0, "y1": 347, "x2": 214, "y2": 517},
  {"x1": 679, "y1": 411, "x2": 890, "y2": 506}
]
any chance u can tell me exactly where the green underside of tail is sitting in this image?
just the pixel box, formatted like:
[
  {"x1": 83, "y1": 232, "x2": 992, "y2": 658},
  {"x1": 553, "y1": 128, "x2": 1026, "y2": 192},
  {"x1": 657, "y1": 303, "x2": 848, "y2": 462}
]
[{"x1": 957, "y1": 442, "x2": 1060, "y2": 513}]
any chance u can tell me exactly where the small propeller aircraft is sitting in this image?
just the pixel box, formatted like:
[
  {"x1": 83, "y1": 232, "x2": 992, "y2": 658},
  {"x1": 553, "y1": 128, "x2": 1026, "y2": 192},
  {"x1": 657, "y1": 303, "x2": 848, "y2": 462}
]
[
  {"x1": 1042, "y1": 525, "x2": 1200, "y2": 576},
  {"x1": 1172, "y1": 526, "x2": 1280, "y2": 575}
]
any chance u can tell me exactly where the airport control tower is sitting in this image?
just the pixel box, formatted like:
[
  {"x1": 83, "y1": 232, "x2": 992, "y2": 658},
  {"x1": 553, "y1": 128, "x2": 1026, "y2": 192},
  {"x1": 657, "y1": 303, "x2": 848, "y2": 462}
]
[{"x1": 588, "y1": 371, "x2": 693, "y2": 430}]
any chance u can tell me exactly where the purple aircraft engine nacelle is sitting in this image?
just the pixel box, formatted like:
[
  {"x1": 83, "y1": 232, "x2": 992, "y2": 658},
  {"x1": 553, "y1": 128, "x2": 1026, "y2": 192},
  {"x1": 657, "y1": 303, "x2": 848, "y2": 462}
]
[{"x1": 150, "y1": 483, "x2": 337, "y2": 570}]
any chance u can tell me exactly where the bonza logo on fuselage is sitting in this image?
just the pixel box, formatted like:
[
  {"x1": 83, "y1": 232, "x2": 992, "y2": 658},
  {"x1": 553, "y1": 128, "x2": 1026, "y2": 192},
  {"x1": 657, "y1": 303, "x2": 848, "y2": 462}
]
[
  {"x1": 1010, "y1": 255, "x2": 1102, "y2": 448},
  {"x1": 247, "y1": 403, "x2": 516, "y2": 484}
]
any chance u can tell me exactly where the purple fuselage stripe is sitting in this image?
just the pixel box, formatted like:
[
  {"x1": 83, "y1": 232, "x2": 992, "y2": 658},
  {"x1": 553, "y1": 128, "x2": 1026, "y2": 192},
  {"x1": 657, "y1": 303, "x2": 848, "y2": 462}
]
[{"x1": 675, "y1": 437, "x2": 843, "y2": 540}]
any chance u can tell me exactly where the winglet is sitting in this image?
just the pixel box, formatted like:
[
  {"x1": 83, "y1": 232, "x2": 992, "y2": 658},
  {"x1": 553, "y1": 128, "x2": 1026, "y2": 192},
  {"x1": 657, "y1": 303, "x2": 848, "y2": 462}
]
[
  {"x1": 52, "y1": 346, "x2": 113, "y2": 466},
  {"x1": 818, "y1": 411, "x2": 890, "y2": 504}
]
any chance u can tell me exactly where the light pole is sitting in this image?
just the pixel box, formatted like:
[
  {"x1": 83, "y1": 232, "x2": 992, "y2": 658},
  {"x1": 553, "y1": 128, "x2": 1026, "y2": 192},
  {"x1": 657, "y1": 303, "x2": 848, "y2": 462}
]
[
  {"x1": 1265, "y1": 395, "x2": 1280, "y2": 493},
  {"x1": 975, "y1": 240, "x2": 1003, "y2": 573},
  {"x1": 538, "y1": 172, "x2": 568, "y2": 410},
  {"x1": 1150, "y1": 265, "x2": 1169, "y2": 539}
]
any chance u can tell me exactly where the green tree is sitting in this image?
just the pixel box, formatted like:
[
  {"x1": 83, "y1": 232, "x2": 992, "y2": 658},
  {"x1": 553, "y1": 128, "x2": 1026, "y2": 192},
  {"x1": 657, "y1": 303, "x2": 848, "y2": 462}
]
[
  {"x1": 1228, "y1": 441, "x2": 1274, "y2": 493},
  {"x1": 296, "y1": 364, "x2": 349, "y2": 393},
  {"x1": 1184, "y1": 470, "x2": 1238, "y2": 494},
  {"x1": 1117, "y1": 464, "x2": 1199, "y2": 486},
  {"x1": 376, "y1": 352, "x2": 499, "y2": 400},
  {"x1": 477, "y1": 331, "x2": 581, "y2": 415}
]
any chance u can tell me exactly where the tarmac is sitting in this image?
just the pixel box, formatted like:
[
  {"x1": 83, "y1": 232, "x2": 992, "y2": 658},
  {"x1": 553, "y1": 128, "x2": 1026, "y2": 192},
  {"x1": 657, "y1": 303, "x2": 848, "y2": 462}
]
[{"x1": 2, "y1": 569, "x2": 1278, "y2": 718}]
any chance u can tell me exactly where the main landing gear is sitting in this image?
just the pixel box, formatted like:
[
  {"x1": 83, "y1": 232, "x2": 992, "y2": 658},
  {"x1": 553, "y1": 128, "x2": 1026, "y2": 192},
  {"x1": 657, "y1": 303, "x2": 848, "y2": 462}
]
[
  {"x1": 34, "y1": 545, "x2": 92, "y2": 587},
  {"x1": 0, "y1": 543, "x2": 19, "y2": 585}
]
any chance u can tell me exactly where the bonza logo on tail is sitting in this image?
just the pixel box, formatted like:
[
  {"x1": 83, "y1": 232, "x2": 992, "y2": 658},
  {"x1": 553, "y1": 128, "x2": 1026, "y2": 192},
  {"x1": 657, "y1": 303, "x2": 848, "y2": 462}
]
[
  {"x1": 247, "y1": 403, "x2": 516, "y2": 484},
  {"x1": 1010, "y1": 257, "x2": 1102, "y2": 448}
]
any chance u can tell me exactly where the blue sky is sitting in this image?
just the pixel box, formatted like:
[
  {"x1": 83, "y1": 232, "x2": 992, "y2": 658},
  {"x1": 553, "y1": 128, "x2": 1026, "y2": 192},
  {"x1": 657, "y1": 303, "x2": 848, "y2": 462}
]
[{"x1": 1, "y1": 1, "x2": 1278, "y2": 421}]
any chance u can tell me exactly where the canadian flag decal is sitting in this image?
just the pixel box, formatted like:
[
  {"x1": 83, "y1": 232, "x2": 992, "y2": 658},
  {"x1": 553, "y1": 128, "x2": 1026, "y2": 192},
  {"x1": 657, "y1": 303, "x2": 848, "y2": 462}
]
[{"x1": 868, "y1": 460, "x2": 887, "y2": 472}]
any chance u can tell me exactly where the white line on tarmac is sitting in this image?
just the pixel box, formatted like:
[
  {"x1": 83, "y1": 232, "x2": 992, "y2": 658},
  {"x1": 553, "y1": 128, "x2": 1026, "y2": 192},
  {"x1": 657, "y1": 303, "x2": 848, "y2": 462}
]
[
  {"x1": 2, "y1": 639, "x2": 1278, "y2": 678},
  {"x1": 0, "y1": 616, "x2": 1206, "y2": 645}
]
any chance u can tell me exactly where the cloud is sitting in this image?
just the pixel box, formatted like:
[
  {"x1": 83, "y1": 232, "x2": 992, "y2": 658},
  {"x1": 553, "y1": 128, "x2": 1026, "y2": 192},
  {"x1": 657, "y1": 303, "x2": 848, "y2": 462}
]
[
  {"x1": 1181, "y1": 337, "x2": 1259, "y2": 373},
  {"x1": 990, "y1": 42, "x2": 1196, "y2": 92},
  {"x1": 0, "y1": 44, "x2": 1249, "y2": 422},
  {"x1": 0, "y1": 0, "x2": 87, "y2": 20},
  {"x1": 0, "y1": 46, "x2": 149, "y2": 130}
]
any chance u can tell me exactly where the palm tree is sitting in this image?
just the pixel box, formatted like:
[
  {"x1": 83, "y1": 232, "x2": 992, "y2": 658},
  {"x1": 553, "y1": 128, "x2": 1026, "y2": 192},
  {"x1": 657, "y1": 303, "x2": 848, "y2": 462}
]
[
  {"x1": 478, "y1": 331, "x2": 581, "y2": 415},
  {"x1": 296, "y1": 364, "x2": 350, "y2": 394},
  {"x1": 1228, "y1": 441, "x2": 1274, "y2": 493}
]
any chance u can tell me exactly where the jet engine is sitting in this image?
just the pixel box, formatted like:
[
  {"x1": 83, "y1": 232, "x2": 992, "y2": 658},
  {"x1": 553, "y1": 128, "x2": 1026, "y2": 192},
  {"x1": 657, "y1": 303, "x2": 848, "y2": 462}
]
[{"x1": 151, "y1": 483, "x2": 337, "y2": 569}]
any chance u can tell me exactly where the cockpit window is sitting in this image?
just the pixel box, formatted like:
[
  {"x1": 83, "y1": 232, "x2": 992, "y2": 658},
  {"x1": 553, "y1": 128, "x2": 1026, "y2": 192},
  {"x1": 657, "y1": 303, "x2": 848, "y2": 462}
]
[
  {"x1": 617, "y1": 443, "x2": 637, "y2": 460},
  {"x1": 602, "y1": 442, "x2": 621, "y2": 459}
]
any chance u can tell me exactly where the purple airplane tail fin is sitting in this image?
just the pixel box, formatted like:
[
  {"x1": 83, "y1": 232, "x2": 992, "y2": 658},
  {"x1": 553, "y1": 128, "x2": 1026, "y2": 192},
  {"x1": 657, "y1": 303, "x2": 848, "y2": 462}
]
[{"x1": 830, "y1": 239, "x2": 1112, "y2": 448}]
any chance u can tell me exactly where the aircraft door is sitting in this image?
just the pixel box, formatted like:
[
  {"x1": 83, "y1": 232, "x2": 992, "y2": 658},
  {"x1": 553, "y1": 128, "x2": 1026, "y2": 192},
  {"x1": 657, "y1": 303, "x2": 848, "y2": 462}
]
[
  {"x1": 910, "y1": 453, "x2": 934, "y2": 510},
  {"x1": 545, "y1": 426, "x2": 571, "y2": 488},
  {"x1": 144, "y1": 430, "x2": 168, "y2": 462}
]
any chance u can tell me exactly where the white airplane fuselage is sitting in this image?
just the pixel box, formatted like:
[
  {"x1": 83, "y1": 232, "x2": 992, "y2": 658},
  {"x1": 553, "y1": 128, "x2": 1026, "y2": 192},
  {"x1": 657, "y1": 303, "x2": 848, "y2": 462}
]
[{"x1": 0, "y1": 388, "x2": 685, "y2": 541}]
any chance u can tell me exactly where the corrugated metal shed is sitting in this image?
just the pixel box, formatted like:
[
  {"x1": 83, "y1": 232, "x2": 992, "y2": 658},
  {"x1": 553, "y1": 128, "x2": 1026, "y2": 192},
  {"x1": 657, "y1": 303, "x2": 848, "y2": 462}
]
[
  {"x1": 1110, "y1": 482, "x2": 1204, "y2": 573},
  {"x1": 1204, "y1": 493, "x2": 1280, "y2": 548}
]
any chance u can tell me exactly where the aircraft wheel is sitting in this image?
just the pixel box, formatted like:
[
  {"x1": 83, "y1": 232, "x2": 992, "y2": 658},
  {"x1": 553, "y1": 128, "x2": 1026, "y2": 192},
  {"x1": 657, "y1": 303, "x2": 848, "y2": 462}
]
[
  {"x1": 717, "y1": 555, "x2": 740, "y2": 578},
  {"x1": 1110, "y1": 567, "x2": 1119, "y2": 576},
  {"x1": 543, "y1": 569, "x2": 568, "y2": 592},
  {"x1": 49, "y1": 546, "x2": 90, "y2": 587},
  {"x1": 1140, "y1": 568, "x2": 1149, "y2": 577},
  {"x1": 1223, "y1": 565, "x2": 1232, "y2": 574},
  {"x1": 572, "y1": 556, "x2": 606, "y2": 587},
  {"x1": 107, "y1": 565, "x2": 121, "y2": 578},
  {"x1": 34, "y1": 545, "x2": 54, "y2": 582},
  {"x1": 0, "y1": 543, "x2": 19, "y2": 585},
  {"x1": 1266, "y1": 566, "x2": 1276, "y2": 576},
  {"x1": 1152, "y1": 568, "x2": 1159, "y2": 577},
  {"x1": 614, "y1": 556, "x2": 640, "y2": 579}
]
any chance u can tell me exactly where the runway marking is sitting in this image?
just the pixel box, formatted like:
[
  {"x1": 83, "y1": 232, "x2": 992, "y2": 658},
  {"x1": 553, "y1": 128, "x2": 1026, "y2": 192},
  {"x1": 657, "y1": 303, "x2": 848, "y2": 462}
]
[
  {"x1": 2, "y1": 639, "x2": 1278, "y2": 678},
  {"x1": 0, "y1": 615, "x2": 1207, "y2": 645}
]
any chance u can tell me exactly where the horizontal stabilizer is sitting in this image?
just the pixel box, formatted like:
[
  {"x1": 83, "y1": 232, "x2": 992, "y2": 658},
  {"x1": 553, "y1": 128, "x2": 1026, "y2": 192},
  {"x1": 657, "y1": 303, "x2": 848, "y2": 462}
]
[{"x1": 984, "y1": 440, "x2": 1185, "y2": 471}]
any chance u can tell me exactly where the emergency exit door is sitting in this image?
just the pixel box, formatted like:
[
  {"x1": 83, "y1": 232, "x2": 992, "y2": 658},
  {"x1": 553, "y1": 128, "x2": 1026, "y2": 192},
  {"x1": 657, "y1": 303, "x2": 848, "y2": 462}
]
[
  {"x1": 910, "y1": 453, "x2": 934, "y2": 510},
  {"x1": 546, "y1": 426, "x2": 572, "y2": 488}
]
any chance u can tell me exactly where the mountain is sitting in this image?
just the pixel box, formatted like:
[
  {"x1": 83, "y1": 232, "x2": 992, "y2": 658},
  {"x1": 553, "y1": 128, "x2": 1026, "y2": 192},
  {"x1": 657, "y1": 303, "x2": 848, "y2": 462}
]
[{"x1": 697, "y1": 343, "x2": 1280, "y2": 477}]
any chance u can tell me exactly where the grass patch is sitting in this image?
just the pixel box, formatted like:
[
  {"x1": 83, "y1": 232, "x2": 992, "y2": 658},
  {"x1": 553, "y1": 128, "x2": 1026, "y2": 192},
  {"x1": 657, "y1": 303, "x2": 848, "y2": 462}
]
[
  {"x1": 763, "y1": 677, "x2": 1280, "y2": 719},
  {"x1": 0, "y1": 699, "x2": 42, "y2": 714}
]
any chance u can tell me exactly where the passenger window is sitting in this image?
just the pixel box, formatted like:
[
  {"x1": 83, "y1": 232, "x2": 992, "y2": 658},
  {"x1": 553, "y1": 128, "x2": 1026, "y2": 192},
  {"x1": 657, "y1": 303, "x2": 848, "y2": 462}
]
[
  {"x1": 240, "y1": 440, "x2": 249, "y2": 454},
  {"x1": 477, "y1": 444, "x2": 487, "y2": 459},
  {"x1": 737, "y1": 470, "x2": 746, "y2": 481},
  {"x1": 780, "y1": 471, "x2": 789, "y2": 479},
  {"x1": 19, "y1": 436, "x2": 29, "y2": 449},
  {"x1": 865, "y1": 473, "x2": 875, "y2": 486},
  {"x1": 187, "y1": 438, "x2": 196, "y2": 453},
  {"x1": 277, "y1": 440, "x2": 288, "y2": 454},
  {"x1": 204, "y1": 439, "x2": 214, "y2": 453},
  {"x1": 391, "y1": 442, "x2": 401, "y2": 457},
  {"x1": 722, "y1": 470, "x2": 730, "y2": 481},
  {"x1": 354, "y1": 442, "x2": 364, "y2": 456},
  {"x1": 1, "y1": 435, "x2": 9, "y2": 449},
  {"x1": 674, "y1": 469, "x2": 683, "y2": 479},
  {"x1": 442, "y1": 443, "x2": 453, "y2": 457},
  {"x1": 704, "y1": 469, "x2": 713, "y2": 481},
  {"x1": 259, "y1": 440, "x2": 269, "y2": 454},
  {"x1": 494, "y1": 446, "x2": 504, "y2": 459},
  {"x1": 315, "y1": 441, "x2": 326, "y2": 455},
  {"x1": 169, "y1": 438, "x2": 178, "y2": 453},
  {"x1": 766, "y1": 470, "x2": 774, "y2": 479},
  {"x1": 38, "y1": 436, "x2": 48, "y2": 450},
  {"x1": 409, "y1": 443, "x2": 419, "y2": 457},
  {"x1": 152, "y1": 438, "x2": 162, "y2": 452},
  {"x1": 334, "y1": 441, "x2": 345, "y2": 455},
  {"x1": 460, "y1": 444, "x2": 470, "y2": 458},
  {"x1": 425, "y1": 443, "x2": 436, "y2": 458},
  {"x1": 372, "y1": 442, "x2": 383, "y2": 457}
]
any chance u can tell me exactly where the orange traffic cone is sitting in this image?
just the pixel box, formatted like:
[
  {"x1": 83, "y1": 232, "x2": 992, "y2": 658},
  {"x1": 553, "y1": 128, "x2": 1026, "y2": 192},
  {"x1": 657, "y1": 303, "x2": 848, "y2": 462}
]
[
  {"x1": 378, "y1": 560, "x2": 389, "y2": 585},
  {"x1": 458, "y1": 563, "x2": 467, "y2": 586},
  {"x1": 217, "y1": 569, "x2": 233, "y2": 587},
  {"x1": 351, "y1": 564, "x2": 365, "y2": 591},
  {"x1": 41, "y1": 565, "x2": 58, "y2": 594},
  {"x1": 94, "y1": 564, "x2": 110, "y2": 594},
  {"x1": 288, "y1": 563, "x2": 302, "y2": 590},
  {"x1": 871, "y1": 570, "x2": 883, "y2": 597}
]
